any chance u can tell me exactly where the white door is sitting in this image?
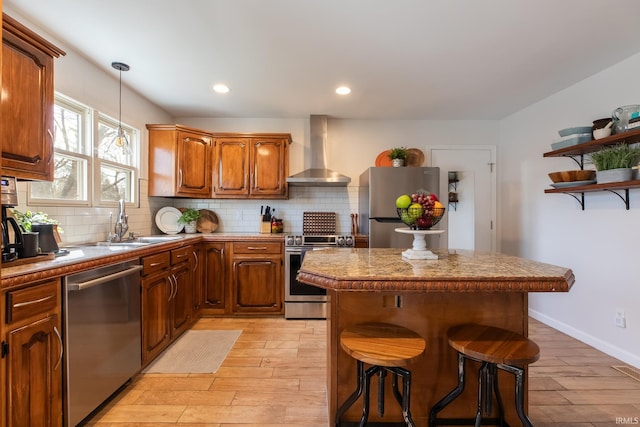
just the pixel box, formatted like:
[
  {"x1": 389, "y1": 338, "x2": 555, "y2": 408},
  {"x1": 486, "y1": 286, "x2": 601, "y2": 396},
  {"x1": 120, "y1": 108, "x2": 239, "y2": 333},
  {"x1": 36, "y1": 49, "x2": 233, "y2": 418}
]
[{"x1": 426, "y1": 146, "x2": 496, "y2": 252}]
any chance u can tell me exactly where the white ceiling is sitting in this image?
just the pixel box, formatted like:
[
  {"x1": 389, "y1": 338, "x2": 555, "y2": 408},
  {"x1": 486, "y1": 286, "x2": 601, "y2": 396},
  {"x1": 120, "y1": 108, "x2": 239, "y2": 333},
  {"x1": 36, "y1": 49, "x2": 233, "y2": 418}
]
[{"x1": 5, "y1": 0, "x2": 640, "y2": 120}]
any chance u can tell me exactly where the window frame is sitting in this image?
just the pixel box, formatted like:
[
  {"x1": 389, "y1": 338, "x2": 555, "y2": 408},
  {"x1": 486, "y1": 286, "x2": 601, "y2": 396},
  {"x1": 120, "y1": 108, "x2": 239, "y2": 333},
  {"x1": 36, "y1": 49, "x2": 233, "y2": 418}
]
[
  {"x1": 27, "y1": 92, "x2": 140, "y2": 208},
  {"x1": 93, "y1": 113, "x2": 139, "y2": 207}
]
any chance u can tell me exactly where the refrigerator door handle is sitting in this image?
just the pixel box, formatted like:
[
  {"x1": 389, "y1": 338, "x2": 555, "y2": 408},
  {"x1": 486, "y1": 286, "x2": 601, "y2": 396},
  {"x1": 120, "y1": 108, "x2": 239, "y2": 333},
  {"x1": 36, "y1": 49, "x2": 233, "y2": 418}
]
[{"x1": 370, "y1": 217, "x2": 402, "y2": 223}]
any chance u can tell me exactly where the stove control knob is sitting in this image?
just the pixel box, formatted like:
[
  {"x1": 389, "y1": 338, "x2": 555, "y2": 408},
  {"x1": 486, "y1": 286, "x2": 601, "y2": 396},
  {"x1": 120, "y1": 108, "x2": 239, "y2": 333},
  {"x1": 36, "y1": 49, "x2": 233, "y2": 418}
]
[
  {"x1": 345, "y1": 236, "x2": 354, "y2": 247},
  {"x1": 337, "y1": 236, "x2": 345, "y2": 246},
  {"x1": 285, "y1": 236, "x2": 295, "y2": 246},
  {"x1": 294, "y1": 236, "x2": 303, "y2": 246}
]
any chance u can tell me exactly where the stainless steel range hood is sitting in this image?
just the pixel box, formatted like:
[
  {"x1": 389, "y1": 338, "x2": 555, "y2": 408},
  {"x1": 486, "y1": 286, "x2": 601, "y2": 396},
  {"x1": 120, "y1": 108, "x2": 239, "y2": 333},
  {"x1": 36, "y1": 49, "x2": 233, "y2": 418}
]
[{"x1": 286, "y1": 115, "x2": 351, "y2": 187}]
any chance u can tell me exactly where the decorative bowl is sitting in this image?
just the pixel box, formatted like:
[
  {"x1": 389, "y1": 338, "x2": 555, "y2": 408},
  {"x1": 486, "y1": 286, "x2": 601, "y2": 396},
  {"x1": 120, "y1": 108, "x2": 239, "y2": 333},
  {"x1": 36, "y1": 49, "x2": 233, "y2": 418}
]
[
  {"x1": 593, "y1": 127, "x2": 612, "y2": 140},
  {"x1": 548, "y1": 170, "x2": 596, "y2": 183},
  {"x1": 397, "y1": 207, "x2": 445, "y2": 230}
]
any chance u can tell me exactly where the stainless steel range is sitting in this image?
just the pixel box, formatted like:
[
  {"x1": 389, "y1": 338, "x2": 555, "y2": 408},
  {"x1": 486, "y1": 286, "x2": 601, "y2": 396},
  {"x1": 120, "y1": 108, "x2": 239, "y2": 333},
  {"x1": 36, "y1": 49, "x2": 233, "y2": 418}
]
[{"x1": 284, "y1": 234, "x2": 354, "y2": 319}]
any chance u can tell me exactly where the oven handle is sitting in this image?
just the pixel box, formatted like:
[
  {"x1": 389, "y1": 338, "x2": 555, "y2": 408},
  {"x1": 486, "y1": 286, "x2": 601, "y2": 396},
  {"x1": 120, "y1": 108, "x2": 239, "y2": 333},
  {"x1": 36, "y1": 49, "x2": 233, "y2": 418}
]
[{"x1": 67, "y1": 265, "x2": 143, "y2": 291}]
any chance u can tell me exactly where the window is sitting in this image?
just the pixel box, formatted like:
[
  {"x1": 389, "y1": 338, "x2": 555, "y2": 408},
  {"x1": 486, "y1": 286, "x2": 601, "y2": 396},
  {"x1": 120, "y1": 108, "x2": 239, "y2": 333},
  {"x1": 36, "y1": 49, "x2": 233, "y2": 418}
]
[{"x1": 29, "y1": 93, "x2": 139, "y2": 206}]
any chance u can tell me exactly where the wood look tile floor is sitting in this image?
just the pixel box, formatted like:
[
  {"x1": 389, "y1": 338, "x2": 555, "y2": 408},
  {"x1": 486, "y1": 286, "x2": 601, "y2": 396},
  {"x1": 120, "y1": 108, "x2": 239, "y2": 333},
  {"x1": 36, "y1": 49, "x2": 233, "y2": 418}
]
[{"x1": 83, "y1": 317, "x2": 640, "y2": 427}]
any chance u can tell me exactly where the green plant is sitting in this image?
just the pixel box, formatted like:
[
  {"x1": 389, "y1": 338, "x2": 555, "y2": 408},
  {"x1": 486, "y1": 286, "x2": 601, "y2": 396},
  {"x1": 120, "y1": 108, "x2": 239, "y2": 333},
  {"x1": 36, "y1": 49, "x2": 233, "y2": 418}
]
[
  {"x1": 388, "y1": 146, "x2": 408, "y2": 160},
  {"x1": 178, "y1": 208, "x2": 200, "y2": 224},
  {"x1": 589, "y1": 144, "x2": 640, "y2": 171},
  {"x1": 12, "y1": 210, "x2": 63, "y2": 233}
]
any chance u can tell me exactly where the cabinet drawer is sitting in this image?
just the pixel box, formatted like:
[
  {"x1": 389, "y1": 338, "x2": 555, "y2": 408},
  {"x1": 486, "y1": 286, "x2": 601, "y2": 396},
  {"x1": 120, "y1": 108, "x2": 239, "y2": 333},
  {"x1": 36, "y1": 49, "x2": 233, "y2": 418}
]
[
  {"x1": 233, "y1": 241, "x2": 282, "y2": 255},
  {"x1": 6, "y1": 279, "x2": 60, "y2": 324},
  {"x1": 171, "y1": 246, "x2": 192, "y2": 265},
  {"x1": 142, "y1": 252, "x2": 170, "y2": 275}
]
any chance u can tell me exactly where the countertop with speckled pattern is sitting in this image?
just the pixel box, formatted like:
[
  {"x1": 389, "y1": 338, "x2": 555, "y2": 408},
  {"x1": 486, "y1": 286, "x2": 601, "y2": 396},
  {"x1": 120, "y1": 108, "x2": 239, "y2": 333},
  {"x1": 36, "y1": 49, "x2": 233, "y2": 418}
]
[
  {"x1": 297, "y1": 248, "x2": 574, "y2": 292},
  {"x1": 1, "y1": 233, "x2": 283, "y2": 288}
]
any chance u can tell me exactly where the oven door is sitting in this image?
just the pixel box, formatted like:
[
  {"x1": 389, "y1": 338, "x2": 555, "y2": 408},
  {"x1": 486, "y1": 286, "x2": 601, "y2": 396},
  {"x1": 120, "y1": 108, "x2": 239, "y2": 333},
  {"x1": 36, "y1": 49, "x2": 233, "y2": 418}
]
[{"x1": 284, "y1": 248, "x2": 327, "y2": 302}]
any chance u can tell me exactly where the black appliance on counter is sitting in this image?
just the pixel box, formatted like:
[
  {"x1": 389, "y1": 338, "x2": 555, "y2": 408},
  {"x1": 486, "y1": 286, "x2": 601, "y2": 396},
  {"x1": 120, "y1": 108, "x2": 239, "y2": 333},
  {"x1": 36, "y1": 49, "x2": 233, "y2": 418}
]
[{"x1": 1, "y1": 176, "x2": 23, "y2": 262}]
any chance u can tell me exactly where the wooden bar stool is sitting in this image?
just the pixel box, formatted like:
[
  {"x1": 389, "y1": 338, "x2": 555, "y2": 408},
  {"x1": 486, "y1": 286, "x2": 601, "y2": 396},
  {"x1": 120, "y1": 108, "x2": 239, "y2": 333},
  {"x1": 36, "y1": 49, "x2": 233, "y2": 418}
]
[
  {"x1": 429, "y1": 323, "x2": 540, "y2": 427},
  {"x1": 335, "y1": 322, "x2": 426, "y2": 427}
]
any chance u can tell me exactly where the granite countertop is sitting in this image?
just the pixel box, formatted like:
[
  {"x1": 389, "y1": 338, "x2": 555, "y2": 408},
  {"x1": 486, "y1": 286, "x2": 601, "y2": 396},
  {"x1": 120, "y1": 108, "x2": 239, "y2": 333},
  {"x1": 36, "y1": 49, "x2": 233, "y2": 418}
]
[
  {"x1": 297, "y1": 248, "x2": 574, "y2": 292},
  {"x1": 1, "y1": 232, "x2": 284, "y2": 288}
]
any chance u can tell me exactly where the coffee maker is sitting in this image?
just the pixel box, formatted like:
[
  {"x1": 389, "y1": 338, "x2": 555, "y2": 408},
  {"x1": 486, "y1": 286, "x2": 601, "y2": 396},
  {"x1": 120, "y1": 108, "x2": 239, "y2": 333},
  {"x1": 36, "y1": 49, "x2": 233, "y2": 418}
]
[{"x1": 1, "y1": 176, "x2": 24, "y2": 262}]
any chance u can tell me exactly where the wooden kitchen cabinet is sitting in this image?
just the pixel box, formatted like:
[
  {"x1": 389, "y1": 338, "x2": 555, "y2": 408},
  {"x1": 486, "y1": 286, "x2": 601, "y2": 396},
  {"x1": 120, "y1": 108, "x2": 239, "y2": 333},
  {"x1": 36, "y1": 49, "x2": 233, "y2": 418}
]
[
  {"x1": 1, "y1": 14, "x2": 65, "y2": 181},
  {"x1": 169, "y1": 246, "x2": 194, "y2": 338},
  {"x1": 141, "y1": 247, "x2": 195, "y2": 365},
  {"x1": 141, "y1": 252, "x2": 171, "y2": 365},
  {"x1": 200, "y1": 242, "x2": 227, "y2": 315},
  {"x1": 230, "y1": 241, "x2": 283, "y2": 314},
  {"x1": 1, "y1": 278, "x2": 63, "y2": 427},
  {"x1": 147, "y1": 124, "x2": 213, "y2": 197},
  {"x1": 213, "y1": 133, "x2": 291, "y2": 199}
]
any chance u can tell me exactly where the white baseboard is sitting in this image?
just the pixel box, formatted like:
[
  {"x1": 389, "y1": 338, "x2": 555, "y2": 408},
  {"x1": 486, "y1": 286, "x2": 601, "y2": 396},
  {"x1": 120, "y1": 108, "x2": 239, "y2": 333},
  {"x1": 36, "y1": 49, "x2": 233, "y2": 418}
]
[{"x1": 529, "y1": 309, "x2": 640, "y2": 369}]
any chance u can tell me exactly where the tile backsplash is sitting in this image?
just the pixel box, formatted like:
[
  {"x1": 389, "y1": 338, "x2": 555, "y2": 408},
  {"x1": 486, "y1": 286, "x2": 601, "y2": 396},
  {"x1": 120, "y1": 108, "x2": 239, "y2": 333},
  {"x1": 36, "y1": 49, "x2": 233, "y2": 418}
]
[{"x1": 14, "y1": 180, "x2": 360, "y2": 245}]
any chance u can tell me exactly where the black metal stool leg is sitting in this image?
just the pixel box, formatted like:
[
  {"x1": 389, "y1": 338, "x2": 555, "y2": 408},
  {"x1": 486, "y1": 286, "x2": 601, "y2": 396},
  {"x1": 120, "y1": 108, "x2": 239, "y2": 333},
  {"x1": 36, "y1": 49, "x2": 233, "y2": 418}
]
[
  {"x1": 499, "y1": 364, "x2": 534, "y2": 427},
  {"x1": 489, "y1": 364, "x2": 506, "y2": 427},
  {"x1": 429, "y1": 352, "x2": 467, "y2": 427},
  {"x1": 335, "y1": 360, "x2": 366, "y2": 427},
  {"x1": 475, "y1": 362, "x2": 490, "y2": 427},
  {"x1": 378, "y1": 368, "x2": 387, "y2": 417},
  {"x1": 359, "y1": 365, "x2": 380, "y2": 427},
  {"x1": 397, "y1": 367, "x2": 416, "y2": 427}
]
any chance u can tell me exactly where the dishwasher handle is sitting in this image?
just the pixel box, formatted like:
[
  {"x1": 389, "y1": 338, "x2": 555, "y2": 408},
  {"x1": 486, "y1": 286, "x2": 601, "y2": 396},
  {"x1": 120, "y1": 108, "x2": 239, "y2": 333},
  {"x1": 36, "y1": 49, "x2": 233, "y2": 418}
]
[{"x1": 67, "y1": 265, "x2": 143, "y2": 291}]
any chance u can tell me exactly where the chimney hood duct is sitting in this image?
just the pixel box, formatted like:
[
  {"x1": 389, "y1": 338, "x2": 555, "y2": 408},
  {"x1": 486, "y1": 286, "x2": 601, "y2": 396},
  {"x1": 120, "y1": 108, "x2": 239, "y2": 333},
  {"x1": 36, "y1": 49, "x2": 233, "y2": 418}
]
[{"x1": 286, "y1": 115, "x2": 351, "y2": 187}]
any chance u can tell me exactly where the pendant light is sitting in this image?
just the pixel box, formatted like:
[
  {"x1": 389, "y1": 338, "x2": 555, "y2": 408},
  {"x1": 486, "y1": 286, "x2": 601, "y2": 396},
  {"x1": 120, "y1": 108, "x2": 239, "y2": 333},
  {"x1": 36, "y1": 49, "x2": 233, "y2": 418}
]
[{"x1": 111, "y1": 61, "x2": 130, "y2": 154}]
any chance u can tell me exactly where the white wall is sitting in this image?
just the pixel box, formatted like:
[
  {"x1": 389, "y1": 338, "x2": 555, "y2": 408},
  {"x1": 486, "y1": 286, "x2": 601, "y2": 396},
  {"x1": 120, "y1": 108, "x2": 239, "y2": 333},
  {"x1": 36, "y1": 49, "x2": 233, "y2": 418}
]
[{"x1": 499, "y1": 52, "x2": 640, "y2": 368}]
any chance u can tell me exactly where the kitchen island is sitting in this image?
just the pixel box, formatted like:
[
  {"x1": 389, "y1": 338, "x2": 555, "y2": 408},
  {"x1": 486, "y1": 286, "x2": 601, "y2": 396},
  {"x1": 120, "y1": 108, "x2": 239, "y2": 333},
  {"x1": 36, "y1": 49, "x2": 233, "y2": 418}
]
[{"x1": 298, "y1": 248, "x2": 574, "y2": 426}]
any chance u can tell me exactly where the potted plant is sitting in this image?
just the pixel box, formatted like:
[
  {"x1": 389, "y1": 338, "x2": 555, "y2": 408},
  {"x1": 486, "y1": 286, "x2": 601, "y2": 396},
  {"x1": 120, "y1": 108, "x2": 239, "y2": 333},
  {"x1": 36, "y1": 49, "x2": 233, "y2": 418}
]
[
  {"x1": 589, "y1": 144, "x2": 640, "y2": 183},
  {"x1": 388, "y1": 146, "x2": 408, "y2": 167},
  {"x1": 178, "y1": 208, "x2": 200, "y2": 233},
  {"x1": 12, "y1": 209, "x2": 63, "y2": 233}
]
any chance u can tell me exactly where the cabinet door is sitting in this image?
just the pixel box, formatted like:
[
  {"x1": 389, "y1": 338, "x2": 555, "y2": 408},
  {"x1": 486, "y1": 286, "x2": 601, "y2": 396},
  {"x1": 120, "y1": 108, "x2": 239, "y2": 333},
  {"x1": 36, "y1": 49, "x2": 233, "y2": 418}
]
[
  {"x1": 214, "y1": 137, "x2": 250, "y2": 196},
  {"x1": 1, "y1": 28, "x2": 55, "y2": 180},
  {"x1": 202, "y1": 243, "x2": 226, "y2": 312},
  {"x1": 7, "y1": 314, "x2": 63, "y2": 427},
  {"x1": 250, "y1": 137, "x2": 288, "y2": 197},
  {"x1": 231, "y1": 256, "x2": 282, "y2": 314},
  {"x1": 176, "y1": 131, "x2": 212, "y2": 197},
  {"x1": 192, "y1": 246, "x2": 204, "y2": 314},
  {"x1": 141, "y1": 270, "x2": 171, "y2": 365},
  {"x1": 170, "y1": 262, "x2": 192, "y2": 338}
]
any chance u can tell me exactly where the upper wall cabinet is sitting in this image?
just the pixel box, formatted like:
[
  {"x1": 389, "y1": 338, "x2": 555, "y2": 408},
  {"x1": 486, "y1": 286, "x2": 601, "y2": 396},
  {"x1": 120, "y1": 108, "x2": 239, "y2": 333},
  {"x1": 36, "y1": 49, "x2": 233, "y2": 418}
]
[
  {"x1": 213, "y1": 133, "x2": 290, "y2": 199},
  {"x1": 1, "y1": 14, "x2": 66, "y2": 181},
  {"x1": 147, "y1": 124, "x2": 213, "y2": 198}
]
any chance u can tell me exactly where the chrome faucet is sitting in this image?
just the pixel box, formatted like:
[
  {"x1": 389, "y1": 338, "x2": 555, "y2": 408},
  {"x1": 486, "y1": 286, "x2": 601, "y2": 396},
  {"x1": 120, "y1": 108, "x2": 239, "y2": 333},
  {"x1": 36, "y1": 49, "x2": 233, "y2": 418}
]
[{"x1": 113, "y1": 199, "x2": 129, "y2": 242}]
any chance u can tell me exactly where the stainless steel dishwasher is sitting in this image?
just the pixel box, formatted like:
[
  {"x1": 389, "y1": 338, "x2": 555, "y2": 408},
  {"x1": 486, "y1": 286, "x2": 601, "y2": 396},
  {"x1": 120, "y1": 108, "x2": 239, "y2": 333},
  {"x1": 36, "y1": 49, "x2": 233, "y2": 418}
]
[{"x1": 63, "y1": 259, "x2": 143, "y2": 427}]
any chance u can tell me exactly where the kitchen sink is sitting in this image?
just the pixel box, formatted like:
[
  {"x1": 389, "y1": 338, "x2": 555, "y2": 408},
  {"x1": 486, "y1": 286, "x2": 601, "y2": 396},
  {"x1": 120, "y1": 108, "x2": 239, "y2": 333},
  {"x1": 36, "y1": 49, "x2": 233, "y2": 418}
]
[
  {"x1": 136, "y1": 235, "x2": 183, "y2": 243},
  {"x1": 95, "y1": 241, "x2": 151, "y2": 247}
]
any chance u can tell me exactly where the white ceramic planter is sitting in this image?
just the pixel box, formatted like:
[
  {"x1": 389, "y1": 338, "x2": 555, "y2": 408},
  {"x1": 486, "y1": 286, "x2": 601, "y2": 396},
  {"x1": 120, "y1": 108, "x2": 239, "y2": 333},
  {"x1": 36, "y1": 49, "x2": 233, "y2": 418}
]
[
  {"x1": 184, "y1": 221, "x2": 198, "y2": 234},
  {"x1": 392, "y1": 158, "x2": 404, "y2": 167},
  {"x1": 596, "y1": 168, "x2": 632, "y2": 184}
]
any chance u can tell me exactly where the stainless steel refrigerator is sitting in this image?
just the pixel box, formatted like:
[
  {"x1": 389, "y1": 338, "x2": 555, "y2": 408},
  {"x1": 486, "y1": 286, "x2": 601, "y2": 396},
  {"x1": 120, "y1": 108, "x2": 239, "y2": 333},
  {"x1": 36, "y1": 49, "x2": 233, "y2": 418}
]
[{"x1": 359, "y1": 167, "x2": 445, "y2": 249}]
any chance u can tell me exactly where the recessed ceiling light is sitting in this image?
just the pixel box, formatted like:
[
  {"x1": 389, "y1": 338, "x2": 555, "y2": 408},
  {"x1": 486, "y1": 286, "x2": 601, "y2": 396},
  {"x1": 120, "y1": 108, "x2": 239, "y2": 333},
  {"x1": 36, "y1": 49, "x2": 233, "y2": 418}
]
[
  {"x1": 336, "y1": 86, "x2": 351, "y2": 95},
  {"x1": 213, "y1": 83, "x2": 230, "y2": 94}
]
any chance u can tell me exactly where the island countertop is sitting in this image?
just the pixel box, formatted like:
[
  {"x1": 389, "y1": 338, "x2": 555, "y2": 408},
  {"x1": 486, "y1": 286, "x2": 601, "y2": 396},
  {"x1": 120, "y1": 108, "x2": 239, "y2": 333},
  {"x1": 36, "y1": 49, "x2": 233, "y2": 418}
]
[{"x1": 298, "y1": 247, "x2": 574, "y2": 292}]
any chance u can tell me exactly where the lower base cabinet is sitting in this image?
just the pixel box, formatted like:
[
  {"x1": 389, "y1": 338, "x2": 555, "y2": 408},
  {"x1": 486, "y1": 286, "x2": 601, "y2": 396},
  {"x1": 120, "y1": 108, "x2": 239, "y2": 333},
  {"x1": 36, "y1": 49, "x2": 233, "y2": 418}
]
[
  {"x1": 1, "y1": 278, "x2": 63, "y2": 427},
  {"x1": 230, "y1": 241, "x2": 283, "y2": 314},
  {"x1": 141, "y1": 247, "x2": 195, "y2": 366},
  {"x1": 198, "y1": 239, "x2": 284, "y2": 316},
  {"x1": 200, "y1": 242, "x2": 227, "y2": 314}
]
